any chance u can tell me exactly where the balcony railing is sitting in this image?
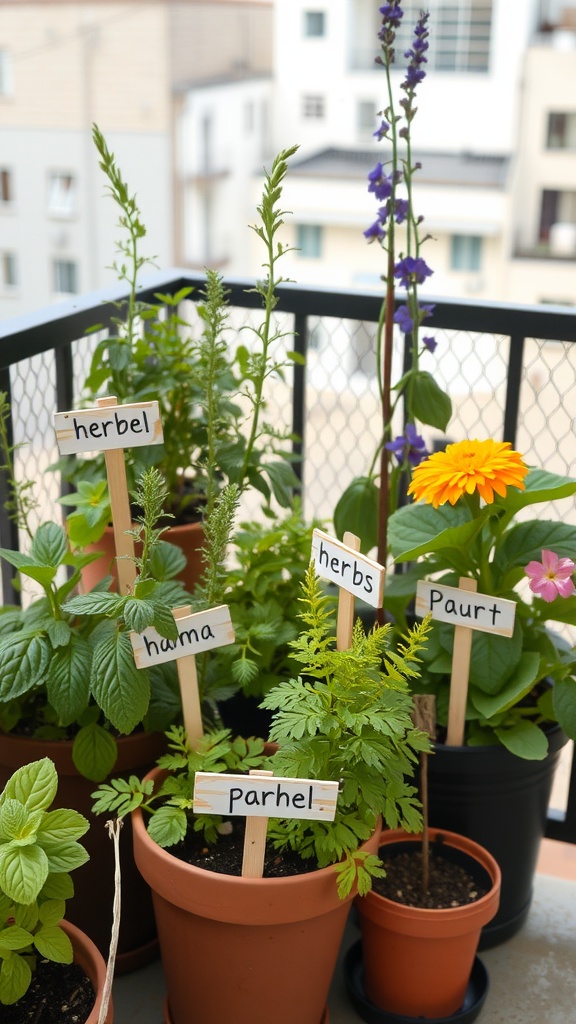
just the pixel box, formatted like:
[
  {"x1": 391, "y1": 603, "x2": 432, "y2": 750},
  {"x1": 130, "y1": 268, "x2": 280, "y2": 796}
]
[{"x1": 0, "y1": 268, "x2": 575, "y2": 843}]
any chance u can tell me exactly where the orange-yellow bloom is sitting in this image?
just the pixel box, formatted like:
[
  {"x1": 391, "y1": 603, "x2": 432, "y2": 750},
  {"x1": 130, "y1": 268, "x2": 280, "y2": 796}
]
[{"x1": 407, "y1": 439, "x2": 528, "y2": 508}]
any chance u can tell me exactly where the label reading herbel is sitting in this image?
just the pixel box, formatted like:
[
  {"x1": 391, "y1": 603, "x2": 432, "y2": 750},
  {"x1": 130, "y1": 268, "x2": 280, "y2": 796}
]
[
  {"x1": 311, "y1": 528, "x2": 385, "y2": 608},
  {"x1": 54, "y1": 401, "x2": 163, "y2": 455}
]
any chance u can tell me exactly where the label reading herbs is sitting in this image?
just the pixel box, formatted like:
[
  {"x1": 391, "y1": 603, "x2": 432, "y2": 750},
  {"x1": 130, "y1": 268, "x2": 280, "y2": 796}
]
[
  {"x1": 54, "y1": 401, "x2": 163, "y2": 454},
  {"x1": 311, "y1": 529, "x2": 385, "y2": 608}
]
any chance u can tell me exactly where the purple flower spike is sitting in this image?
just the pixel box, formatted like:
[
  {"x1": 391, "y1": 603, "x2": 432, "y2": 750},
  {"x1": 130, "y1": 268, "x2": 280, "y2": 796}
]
[
  {"x1": 394, "y1": 199, "x2": 409, "y2": 223},
  {"x1": 385, "y1": 423, "x2": 428, "y2": 466},
  {"x1": 393, "y1": 305, "x2": 413, "y2": 333},
  {"x1": 422, "y1": 336, "x2": 437, "y2": 353},
  {"x1": 364, "y1": 220, "x2": 386, "y2": 242},
  {"x1": 394, "y1": 256, "x2": 434, "y2": 289},
  {"x1": 368, "y1": 163, "x2": 395, "y2": 201},
  {"x1": 373, "y1": 120, "x2": 390, "y2": 141}
]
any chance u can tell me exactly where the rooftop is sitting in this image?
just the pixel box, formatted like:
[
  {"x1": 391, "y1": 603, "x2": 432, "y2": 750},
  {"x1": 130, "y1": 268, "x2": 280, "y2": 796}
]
[{"x1": 290, "y1": 147, "x2": 511, "y2": 188}]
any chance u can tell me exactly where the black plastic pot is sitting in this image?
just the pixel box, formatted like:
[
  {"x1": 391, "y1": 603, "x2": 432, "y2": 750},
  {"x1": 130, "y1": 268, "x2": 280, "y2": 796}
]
[{"x1": 427, "y1": 723, "x2": 567, "y2": 948}]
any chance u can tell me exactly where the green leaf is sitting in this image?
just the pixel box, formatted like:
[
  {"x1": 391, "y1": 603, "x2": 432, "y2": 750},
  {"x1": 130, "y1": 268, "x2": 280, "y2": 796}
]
[
  {"x1": 0, "y1": 925, "x2": 34, "y2": 951},
  {"x1": 46, "y1": 619, "x2": 71, "y2": 649},
  {"x1": 410, "y1": 371, "x2": 452, "y2": 431},
  {"x1": 0, "y1": 632, "x2": 51, "y2": 702},
  {"x1": 470, "y1": 652, "x2": 540, "y2": 718},
  {"x1": 46, "y1": 638, "x2": 92, "y2": 726},
  {"x1": 0, "y1": 951, "x2": 32, "y2": 1004},
  {"x1": 495, "y1": 468, "x2": 576, "y2": 515},
  {"x1": 91, "y1": 631, "x2": 150, "y2": 733},
  {"x1": 147, "y1": 805, "x2": 188, "y2": 848},
  {"x1": 263, "y1": 460, "x2": 300, "y2": 509},
  {"x1": 553, "y1": 677, "x2": 576, "y2": 741},
  {"x1": 38, "y1": 899, "x2": 66, "y2": 926},
  {"x1": 333, "y1": 477, "x2": 379, "y2": 553},
  {"x1": 64, "y1": 592, "x2": 124, "y2": 617},
  {"x1": 37, "y1": 808, "x2": 89, "y2": 845},
  {"x1": 72, "y1": 723, "x2": 118, "y2": 783},
  {"x1": 30, "y1": 522, "x2": 68, "y2": 567},
  {"x1": 495, "y1": 719, "x2": 549, "y2": 760},
  {"x1": 468, "y1": 624, "x2": 523, "y2": 695},
  {"x1": 40, "y1": 872, "x2": 74, "y2": 901},
  {"x1": 149, "y1": 540, "x2": 187, "y2": 582},
  {"x1": 123, "y1": 597, "x2": 157, "y2": 633},
  {"x1": 495, "y1": 520, "x2": 576, "y2": 573},
  {"x1": 389, "y1": 501, "x2": 483, "y2": 561},
  {"x1": 0, "y1": 758, "x2": 58, "y2": 813},
  {"x1": 0, "y1": 844, "x2": 49, "y2": 903},
  {"x1": 34, "y1": 924, "x2": 73, "y2": 963},
  {"x1": 42, "y1": 841, "x2": 90, "y2": 874}
]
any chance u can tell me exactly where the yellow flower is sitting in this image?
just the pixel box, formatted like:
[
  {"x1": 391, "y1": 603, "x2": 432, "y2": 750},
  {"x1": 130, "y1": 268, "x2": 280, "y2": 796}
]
[{"x1": 407, "y1": 439, "x2": 528, "y2": 508}]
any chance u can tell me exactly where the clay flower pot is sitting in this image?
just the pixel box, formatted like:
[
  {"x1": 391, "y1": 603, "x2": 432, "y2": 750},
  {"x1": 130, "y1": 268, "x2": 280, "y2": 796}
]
[
  {"x1": 64, "y1": 919, "x2": 113, "y2": 1023},
  {"x1": 81, "y1": 520, "x2": 205, "y2": 594},
  {"x1": 0, "y1": 730, "x2": 165, "y2": 973},
  {"x1": 132, "y1": 768, "x2": 381, "y2": 1024},
  {"x1": 355, "y1": 828, "x2": 501, "y2": 1020}
]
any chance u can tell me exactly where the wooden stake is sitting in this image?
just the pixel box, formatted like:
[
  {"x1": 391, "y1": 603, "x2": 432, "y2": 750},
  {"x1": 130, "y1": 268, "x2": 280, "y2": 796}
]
[
  {"x1": 241, "y1": 770, "x2": 274, "y2": 878},
  {"x1": 412, "y1": 694, "x2": 436, "y2": 894},
  {"x1": 446, "y1": 577, "x2": 477, "y2": 747},
  {"x1": 97, "y1": 396, "x2": 136, "y2": 595},
  {"x1": 336, "y1": 531, "x2": 360, "y2": 651},
  {"x1": 173, "y1": 605, "x2": 204, "y2": 748}
]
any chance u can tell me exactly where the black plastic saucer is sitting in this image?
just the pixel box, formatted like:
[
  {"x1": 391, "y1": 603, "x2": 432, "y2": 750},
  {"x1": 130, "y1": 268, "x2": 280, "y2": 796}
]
[{"x1": 343, "y1": 940, "x2": 489, "y2": 1024}]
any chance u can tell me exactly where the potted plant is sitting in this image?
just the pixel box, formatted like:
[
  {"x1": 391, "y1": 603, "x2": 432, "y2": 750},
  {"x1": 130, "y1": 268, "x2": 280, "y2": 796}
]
[
  {"x1": 0, "y1": 424, "x2": 190, "y2": 966},
  {"x1": 351, "y1": 826, "x2": 501, "y2": 1021},
  {"x1": 386, "y1": 436, "x2": 576, "y2": 945},
  {"x1": 92, "y1": 566, "x2": 432, "y2": 1024},
  {"x1": 59, "y1": 127, "x2": 301, "y2": 592},
  {"x1": 0, "y1": 756, "x2": 112, "y2": 1023}
]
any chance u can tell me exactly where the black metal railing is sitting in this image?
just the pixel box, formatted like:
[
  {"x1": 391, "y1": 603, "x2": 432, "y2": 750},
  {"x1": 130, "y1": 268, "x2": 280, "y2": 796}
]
[{"x1": 0, "y1": 268, "x2": 575, "y2": 843}]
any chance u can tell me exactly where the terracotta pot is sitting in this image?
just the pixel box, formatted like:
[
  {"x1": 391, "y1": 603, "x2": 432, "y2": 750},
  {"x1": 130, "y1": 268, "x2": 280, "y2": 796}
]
[
  {"x1": 427, "y1": 722, "x2": 567, "y2": 947},
  {"x1": 355, "y1": 828, "x2": 501, "y2": 1019},
  {"x1": 132, "y1": 768, "x2": 381, "y2": 1024},
  {"x1": 0, "y1": 730, "x2": 165, "y2": 973},
  {"x1": 63, "y1": 919, "x2": 113, "y2": 1023},
  {"x1": 81, "y1": 520, "x2": 205, "y2": 594}
]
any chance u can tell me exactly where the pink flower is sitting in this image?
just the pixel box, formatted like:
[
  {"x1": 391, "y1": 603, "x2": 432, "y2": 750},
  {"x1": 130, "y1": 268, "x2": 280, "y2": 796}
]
[{"x1": 525, "y1": 549, "x2": 575, "y2": 603}]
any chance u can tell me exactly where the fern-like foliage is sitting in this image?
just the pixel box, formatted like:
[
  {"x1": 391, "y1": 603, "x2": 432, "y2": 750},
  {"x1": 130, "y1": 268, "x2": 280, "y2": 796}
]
[{"x1": 261, "y1": 565, "x2": 432, "y2": 893}]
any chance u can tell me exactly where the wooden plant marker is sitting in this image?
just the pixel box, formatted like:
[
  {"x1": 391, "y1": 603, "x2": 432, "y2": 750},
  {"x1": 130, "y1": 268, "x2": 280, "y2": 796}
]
[
  {"x1": 412, "y1": 694, "x2": 436, "y2": 893},
  {"x1": 54, "y1": 395, "x2": 163, "y2": 595},
  {"x1": 193, "y1": 771, "x2": 339, "y2": 879},
  {"x1": 415, "y1": 577, "x2": 516, "y2": 746},
  {"x1": 310, "y1": 528, "x2": 386, "y2": 651},
  {"x1": 130, "y1": 603, "x2": 234, "y2": 748}
]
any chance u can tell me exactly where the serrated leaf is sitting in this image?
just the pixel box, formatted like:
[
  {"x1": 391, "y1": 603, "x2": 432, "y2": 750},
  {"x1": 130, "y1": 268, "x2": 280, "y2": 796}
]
[
  {"x1": 149, "y1": 540, "x2": 187, "y2": 581},
  {"x1": 40, "y1": 872, "x2": 74, "y2": 901},
  {"x1": 34, "y1": 924, "x2": 73, "y2": 963},
  {"x1": 64, "y1": 590, "x2": 125, "y2": 617},
  {"x1": 72, "y1": 723, "x2": 118, "y2": 783},
  {"x1": 91, "y1": 631, "x2": 150, "y2": 733},
  {"x1": 30, "y1": 522, "x2": 69, "y2": 567},
  {"x1": 123, "y1": 597, "x2": 157, "y2": 633},
  {"x1": 46, "y1": 619, "x2": 71, "y2": 648},
  {"x1": 0, "y1": 758, "x2": 57, "y2": 813},
  {"x1": 147, "y1": 805, "x2": 188, "y2": 848},
  {"x1": 42, "y1": 841, "x2": 90, "y2": 874},
  {"x1": 37, "y1": 808, "x2": 89, "y2": 844},
  {"x1": 46, "y1": 638, "x2": 92, "y2": 726},
  {"x1": 38, "y1": 899, "x2": 65, "y2": 926},
  {"x1": 0, "y1": 950, "x2": 31, "y2": 1004},
  {"x1": 0, "y1": 844, "x2": 49, "y2": 903},
  {"x1": 0, "y1": 925, "x2": 34, "y2": 951},
  {"x1": 0, "y1": 632, "x2": 51, "y2": 702}
]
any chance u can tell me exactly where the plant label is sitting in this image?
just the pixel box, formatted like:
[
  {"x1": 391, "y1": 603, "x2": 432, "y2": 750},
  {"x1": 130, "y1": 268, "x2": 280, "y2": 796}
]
[
  {"x1": 54, "y1": 400, "x2": 163, "y2": 455},
  {"x1": 311, "y1": 528, "x2": 385, "y2": 608},
  {"x1": 415, "y1": 580, "x2": 516, "y2": 636},
  {"x1": 193, "y1": 772, "x2": 339, "y2": 821},
  {"x1": 130, "y1": 605, "x2": 234, "y2": 668}
]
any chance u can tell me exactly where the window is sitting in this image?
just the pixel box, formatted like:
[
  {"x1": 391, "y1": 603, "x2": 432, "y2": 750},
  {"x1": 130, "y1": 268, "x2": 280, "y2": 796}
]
[
  {"x1": 539, "y1": 189, "x2": 576, "y2": 241},
  {"x1": 296, "y1": 224, "x2": 322, "y2": 258},
  {"x1": 53, "y1": 259, "x2": 78, "y2": 295},
  {"x1": 547, "y1": 113, "x2": 576, "y2": 150},
  {"x1": 357, "y1": 100, "x2": 377, "y2": 133},
  {"x1": 450, "y1": 235, "x2": 482, "y2": 271},
  {"x1": 1, "y1": 252, "x2": 17, "y2": 288},
  {"x1": 302, "y1": 95, "x2": 325, "y2": 119},
  {"x1": 393, "y1": 0, "x2": 492, "y2": 73},
  {"x1": 0, "y1": 168, "x2": 13, "y2": 204},
  {"x1": 47, "y1": 172, "x2": 76, "y2": 217},
  {"x1": 304, "y1": 11, "x2": 326, "y2": 37},
  {"x1": 0, "y1": 50, "x2": 13, "y2": 96}
]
